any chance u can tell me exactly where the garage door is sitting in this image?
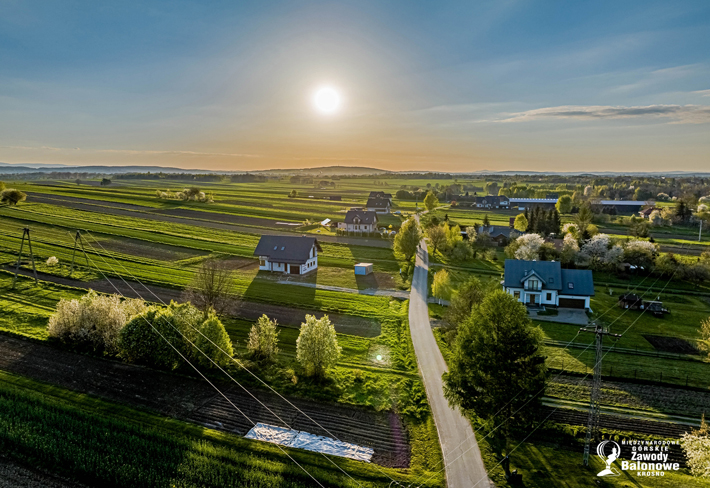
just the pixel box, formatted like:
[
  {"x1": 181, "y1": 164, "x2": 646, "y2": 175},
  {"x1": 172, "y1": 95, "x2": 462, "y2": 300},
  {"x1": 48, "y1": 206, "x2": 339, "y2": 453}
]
[{"x1": 559, "y1": 298, "x2": 585, "y2": 309}]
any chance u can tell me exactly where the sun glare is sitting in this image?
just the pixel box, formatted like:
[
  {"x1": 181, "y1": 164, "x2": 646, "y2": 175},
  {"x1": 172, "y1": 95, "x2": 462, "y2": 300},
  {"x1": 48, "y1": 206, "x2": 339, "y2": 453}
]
[{"x1": 313, "y1": 86, "x2": 341, "y2": 114}]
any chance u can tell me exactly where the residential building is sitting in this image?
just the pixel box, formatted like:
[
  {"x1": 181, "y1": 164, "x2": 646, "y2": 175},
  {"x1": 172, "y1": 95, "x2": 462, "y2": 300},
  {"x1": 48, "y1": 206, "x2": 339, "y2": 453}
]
[
  {"x1": 502, "y1": 259, "x2": 594, "y2": 310},
  {"x1": 254, "y1": 235, "x2": 321, "y2": 275},
  {"x1": 477, "y1": 225, "x2": 517, "y2": 246},
  {"x1": 474, "y1": 195, "x2": 509, "y2": 208},
  {"x1": 338, "y1": 209, "x2": 379, "y2": 234},
  {"x1": 369, "y1": 191, "x2": 392, "y2": 202},
  {"x1": 366, "y1": 197, "x2": 391, "y2": 213}
]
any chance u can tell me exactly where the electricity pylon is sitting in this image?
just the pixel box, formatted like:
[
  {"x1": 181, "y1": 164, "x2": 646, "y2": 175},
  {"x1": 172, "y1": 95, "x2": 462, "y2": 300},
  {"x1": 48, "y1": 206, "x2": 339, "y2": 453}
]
[
  {"x1": 580, "y1": 322, "x2": 621, "y2": 466},
  {"x1": 70, "y1": 230, "x2": 90, "y2": 275},
  {"x1": 12, "y1": 227, "x2": 38, "y2": 289}
]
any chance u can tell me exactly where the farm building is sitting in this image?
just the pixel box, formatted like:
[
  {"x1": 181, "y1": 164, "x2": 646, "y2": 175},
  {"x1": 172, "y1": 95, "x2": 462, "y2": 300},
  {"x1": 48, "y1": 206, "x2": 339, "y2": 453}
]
[
  {"x1": 509, "y1": 198, "x2": 558, "y2": 210},
  {"x1": 338, "y1": 210, "x2": 379, "y2": 234},
  {"x1": 591, "y1": 200, "x2": 651, "y2": 214},
  {"x1": 474, "y1": 195, "x2": 509, "y2": 209},
  {"x1": 354, "y1": 263, "x2": 373, "y2": 275},
  {"x1": 502, "y1": 259, "x2": 594, "y2": 310},
  {"x1": 254, "y1": 235, "x2": 321, "y2": 275},
  {"x1": 327, "y1": 195, "x2": 342, "y2": 201},
  {"x1": 366, "y1": 197, "x2": 391, "y2": 213}
]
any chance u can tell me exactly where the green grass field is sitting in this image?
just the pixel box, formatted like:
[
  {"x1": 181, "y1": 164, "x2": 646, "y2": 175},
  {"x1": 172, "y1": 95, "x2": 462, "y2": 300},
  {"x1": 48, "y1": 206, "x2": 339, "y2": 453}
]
[{"x1": 0, "y1": 370, "x2": 443, "y2": 488}]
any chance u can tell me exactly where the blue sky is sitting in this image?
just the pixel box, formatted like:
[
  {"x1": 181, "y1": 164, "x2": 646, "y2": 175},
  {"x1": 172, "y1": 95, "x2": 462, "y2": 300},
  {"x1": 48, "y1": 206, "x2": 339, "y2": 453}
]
[{"x1": 1, "y1": 1, "x2": 709, "y2": 171}]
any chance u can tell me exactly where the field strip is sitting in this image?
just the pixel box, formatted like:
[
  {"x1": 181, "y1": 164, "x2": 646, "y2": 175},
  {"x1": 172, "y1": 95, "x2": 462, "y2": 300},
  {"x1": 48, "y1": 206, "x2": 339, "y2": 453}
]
[
  {"x1": 542, "y1": 397, "x2": 702, "y2": 427},
  {"x1": 0, "y1": 334, "x2": 411, "y2": 468}
]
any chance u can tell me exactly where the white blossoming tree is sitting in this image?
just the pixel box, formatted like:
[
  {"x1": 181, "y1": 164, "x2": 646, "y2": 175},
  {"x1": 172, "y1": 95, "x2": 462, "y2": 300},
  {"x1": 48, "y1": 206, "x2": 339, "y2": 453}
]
[
  {"x1": 623, "y1": 239, "x2": 658, "y2": 269},
  {"x1": 49, "y1": 290, "x2": 146, "y2": 354},
  {"x1": 681, "y1": 415, "x2": 710, "y2": 478},
  {"x1": 296, "y1": 314, "x2": 342, "y2": 377},
  {"x1": 247, "y1": 314, "x2": 280, "y2": 361},
  {"x1": 561, "y1": 233, "x2": 579, "y2": 264},
  {"x1": 514, "y1": 234, "x2": 545, "y2": 261}
]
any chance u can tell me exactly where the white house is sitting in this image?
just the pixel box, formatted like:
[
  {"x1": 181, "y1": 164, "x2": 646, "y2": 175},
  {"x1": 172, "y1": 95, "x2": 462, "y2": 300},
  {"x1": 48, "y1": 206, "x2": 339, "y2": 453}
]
[
  {"x1": 254, "y1": 235, "x2": 321, "y2": 275},
  {"x1": 338, "y1": 209, "x2": 379, "y2": 234},
  {"x1": 366, "y1": 197, "x2": 390, "y2": 213},
  {"x1": 502, "y1": 259, "x2": 594, "y2": 310}
]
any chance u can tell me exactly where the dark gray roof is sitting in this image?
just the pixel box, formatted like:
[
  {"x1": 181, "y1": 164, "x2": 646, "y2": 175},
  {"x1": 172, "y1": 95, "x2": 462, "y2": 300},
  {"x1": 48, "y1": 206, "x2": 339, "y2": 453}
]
[
  {"x1": 503, "y1": 259, "x2": 594, "y2": 297},
  {"x1": 474, "y1": 195, "x2": 509, "y2": 205},
  {"x1": 369, "y1": 191, "x2": 392, "y2": 199},
  {"x1": 561, "y1": 269, "x2": 595, "y2": 296},
  {"x1": 366, "y1": 197, "x2": 390, "y2": 208},
  {"x1": 254, "y1": 235, "x2": 321, "y2": 264},
  {"x1": 480, "y1": 225, "x2": 512, "y2": 238},
  {"x1": 344, "y1": 210, "x2": 378, "y2": 224}
]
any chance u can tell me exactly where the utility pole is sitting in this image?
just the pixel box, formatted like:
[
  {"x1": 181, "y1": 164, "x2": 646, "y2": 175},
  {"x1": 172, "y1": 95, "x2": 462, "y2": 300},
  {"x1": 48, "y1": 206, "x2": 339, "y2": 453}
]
[
  {"x1": 12, "y1": 227, "x2": 38, "y2": 289},
  {"x1": 580, "y1": 322, "x2": 621, "y2": 466},
  {"x1": 70, "y1": 230, "x2": 90, "y2": 275},
  {"x1": 700, "y1": 220, "x2": 703, "y2": 242}
]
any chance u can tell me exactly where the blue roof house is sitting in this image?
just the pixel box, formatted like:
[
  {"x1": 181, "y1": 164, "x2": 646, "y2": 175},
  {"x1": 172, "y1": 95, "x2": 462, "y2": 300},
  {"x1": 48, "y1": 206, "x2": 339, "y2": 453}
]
[{"x1": 502, "y1": 259, "x2": 594, "y2": 310}]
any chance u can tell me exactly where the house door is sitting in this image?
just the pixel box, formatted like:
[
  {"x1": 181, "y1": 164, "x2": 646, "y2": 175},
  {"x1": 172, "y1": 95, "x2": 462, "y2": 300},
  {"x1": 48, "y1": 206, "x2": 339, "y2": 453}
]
[
  {"x1": 290, "y1": 265, "x2": 300, "y2": 275},
  {"x1": 527, "y1": 294, "x2": 538, "y2": 305}
]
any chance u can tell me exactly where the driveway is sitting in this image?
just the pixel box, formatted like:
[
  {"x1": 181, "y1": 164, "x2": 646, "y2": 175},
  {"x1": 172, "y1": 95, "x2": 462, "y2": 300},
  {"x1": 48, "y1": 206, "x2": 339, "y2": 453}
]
[
  {"x1": 408, "y1": 231, "x2": 490, "y2": 487},
  {"x1": 529, "y1": 308, "x2": 589, "y2": 326}
]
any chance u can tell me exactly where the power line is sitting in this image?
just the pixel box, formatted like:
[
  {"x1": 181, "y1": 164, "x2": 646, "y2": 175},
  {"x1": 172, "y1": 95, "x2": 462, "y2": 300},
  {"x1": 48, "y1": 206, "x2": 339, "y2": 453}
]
[
  {"x1": 463, "y1": 246, "x2": 689, "y2": 487},
  {"x1": 73, "y1": 241, "x2": 328, "y2": 488},
  {"x1": 407, "y1": 269, "x2": 662, "y2": 487},
  {"x1": 78, "y1": 233, "x2": 405, "y2": 488}
]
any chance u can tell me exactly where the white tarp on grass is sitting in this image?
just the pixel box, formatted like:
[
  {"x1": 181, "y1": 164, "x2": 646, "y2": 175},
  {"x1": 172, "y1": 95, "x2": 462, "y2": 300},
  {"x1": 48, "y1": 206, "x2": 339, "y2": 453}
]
[{"x1": 244, "y1": 423, "x2": 374, "y2": 463}]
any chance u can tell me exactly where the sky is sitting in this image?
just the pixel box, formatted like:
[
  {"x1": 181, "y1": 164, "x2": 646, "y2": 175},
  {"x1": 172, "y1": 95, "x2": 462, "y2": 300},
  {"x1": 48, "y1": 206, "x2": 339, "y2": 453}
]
[{"x1": 1, "y1": 0, "x2": 709, "y2": 172}]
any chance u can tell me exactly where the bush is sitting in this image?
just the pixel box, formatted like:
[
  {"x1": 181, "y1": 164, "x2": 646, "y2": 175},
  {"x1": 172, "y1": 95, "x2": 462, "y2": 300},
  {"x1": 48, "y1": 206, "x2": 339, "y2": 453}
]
[
  {"x1": 48, "y1": 290, "x2": 146, "y2": 354},
  {"x1": 46, "y1": 256, "x2": 59, "y2": 267},
  {"x1": 195, "y1": 315, "x2": 234, "y2": 368},
  {"x1": 247, "y1": 314, "x2": 280, "y2": 361},
  {"x1": 118, "y1": 307, "x2": 184, "y2": 370}
]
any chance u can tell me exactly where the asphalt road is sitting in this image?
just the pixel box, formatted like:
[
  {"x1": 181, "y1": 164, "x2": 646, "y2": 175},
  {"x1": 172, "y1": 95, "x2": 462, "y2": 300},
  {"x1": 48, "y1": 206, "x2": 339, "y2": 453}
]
[{"x1": 408, "y1": 237, "x2": 490, "y2": 488}]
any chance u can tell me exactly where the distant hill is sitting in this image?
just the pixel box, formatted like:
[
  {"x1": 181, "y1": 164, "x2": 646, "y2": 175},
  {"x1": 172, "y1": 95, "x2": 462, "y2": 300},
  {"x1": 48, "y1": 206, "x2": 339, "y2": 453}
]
[{"x1": 254, "y1": 166, "x2": 391, "y2": 176}]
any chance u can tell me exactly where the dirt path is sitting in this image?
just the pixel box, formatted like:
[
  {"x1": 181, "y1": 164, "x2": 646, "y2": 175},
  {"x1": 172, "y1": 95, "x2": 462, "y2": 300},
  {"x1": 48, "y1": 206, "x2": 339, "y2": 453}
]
[
  {"x1": 10, "y1": 269, "x2": 381, "y2": 337},
  {"x1": 0, "y1": 334, "x2": 409, "y2": 468}
]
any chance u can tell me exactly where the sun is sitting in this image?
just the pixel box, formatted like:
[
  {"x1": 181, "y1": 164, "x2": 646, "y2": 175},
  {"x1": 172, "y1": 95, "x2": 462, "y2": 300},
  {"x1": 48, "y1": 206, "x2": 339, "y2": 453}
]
[{"x1": 313, "y1": 86, "x2": 341, "y2": 114}]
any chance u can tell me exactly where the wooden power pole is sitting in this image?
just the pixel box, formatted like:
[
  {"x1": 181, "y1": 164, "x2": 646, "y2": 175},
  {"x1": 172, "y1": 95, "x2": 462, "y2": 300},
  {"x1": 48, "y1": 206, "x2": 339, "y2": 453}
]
[{"x1": 12, "y1": 227, "x2": 38, "y2": 289}]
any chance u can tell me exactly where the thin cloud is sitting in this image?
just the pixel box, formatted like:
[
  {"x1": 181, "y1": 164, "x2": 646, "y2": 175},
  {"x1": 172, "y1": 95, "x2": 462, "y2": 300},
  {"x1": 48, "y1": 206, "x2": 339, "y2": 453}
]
[
  {"x1": 500, "y1": 104, "x2": 710, "y2": 124},
  {"x1": 1, "y1": 145, "x2": 263, "y2": 158},
  {"x1": 693, "y1": 89, "x2": 710, "y2": 97}
]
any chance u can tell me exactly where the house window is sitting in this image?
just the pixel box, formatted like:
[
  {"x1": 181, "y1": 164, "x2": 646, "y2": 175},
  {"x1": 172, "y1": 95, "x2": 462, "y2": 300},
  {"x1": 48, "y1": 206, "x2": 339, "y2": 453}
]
[
  {"x1": 514, "y1": 291, "x2": 520, "y2": 299},
  {"x1": 259, "y1": 258, "x2": 266, "y2": 267},
  {"x1": 527, "y1": 279, "x2": 540, "y2": 291},
  {"x1": 546, "y1": 293, "x2": 552, "y2": 301}
]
